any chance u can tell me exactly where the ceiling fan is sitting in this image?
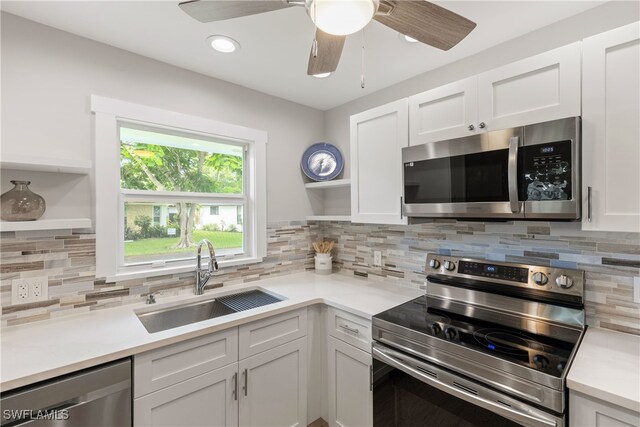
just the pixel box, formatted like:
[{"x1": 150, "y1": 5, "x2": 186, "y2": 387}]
[{"x1": 179, "y1": 0, "x2": 476, "y2": 76}]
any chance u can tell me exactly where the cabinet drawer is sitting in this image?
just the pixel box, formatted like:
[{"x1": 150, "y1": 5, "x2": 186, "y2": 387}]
[
  {"x1": 326, "y1": 307, "x2": 372, "y2": 353},
  {"x1": 239, "y1": 309, "x2": 307, "y2": 359},
  {"x1": 134, "y1": 328, "x2": 238, "y2": 397}
]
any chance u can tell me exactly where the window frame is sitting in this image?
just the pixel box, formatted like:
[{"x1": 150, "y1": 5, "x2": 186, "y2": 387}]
[{"x1": 92, "y1": 95, "x2": 267, "y2": 282}]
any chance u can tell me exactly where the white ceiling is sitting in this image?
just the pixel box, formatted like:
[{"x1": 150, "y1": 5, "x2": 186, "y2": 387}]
[{"x1": 1, "y1": 1, "x2": 604, "y2": 110}]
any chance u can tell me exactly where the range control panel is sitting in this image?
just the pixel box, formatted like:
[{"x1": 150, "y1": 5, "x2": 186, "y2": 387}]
[
  {"x1": 426, "y1": 253, "x2": 584, "y2": 301},
  {"x1": 458, "y1": 261, "x2": 529, "y2": 283}
]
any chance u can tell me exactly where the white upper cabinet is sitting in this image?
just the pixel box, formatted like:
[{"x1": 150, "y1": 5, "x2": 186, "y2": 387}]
[
  {"x1": 408, "y1": 77, "x2": 478, "y2": 144},
  {"x1": 408, "y1": 43, "x2": 582, "y2": 146},
  {"x1": 350, "y1": 98, "x2": 408, "y2": 225},
  {"x1": 582, "y1": 22, "x2": 640, "y2": 233},
  {"x1": 477, "y1": 42, "x2": 581, "y2": 131}
]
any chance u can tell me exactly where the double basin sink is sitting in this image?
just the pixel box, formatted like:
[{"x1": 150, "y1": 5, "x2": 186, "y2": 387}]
[{"x1": 137, "y1": 289, "x2": 283, "y2": 333}]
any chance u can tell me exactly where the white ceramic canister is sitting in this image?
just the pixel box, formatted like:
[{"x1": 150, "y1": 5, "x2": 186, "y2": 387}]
[{"x1": 314, "y1": 253, "x2": 332, "y2": 275}]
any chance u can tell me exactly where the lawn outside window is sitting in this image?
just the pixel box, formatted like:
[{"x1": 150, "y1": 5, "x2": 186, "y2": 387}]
[{"x1": 92, "y1": 96, "x2": 267, "y2": 281}]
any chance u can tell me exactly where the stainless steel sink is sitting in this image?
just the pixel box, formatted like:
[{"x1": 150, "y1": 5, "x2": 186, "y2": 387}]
[{"x1": 137, "y1": 289, "x2": 283, "y2": 333}]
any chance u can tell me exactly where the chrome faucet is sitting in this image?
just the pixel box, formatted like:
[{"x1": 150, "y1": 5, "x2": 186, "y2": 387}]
[{"x1": 195, "y1": 239, "x2": 219, "y2": 295}]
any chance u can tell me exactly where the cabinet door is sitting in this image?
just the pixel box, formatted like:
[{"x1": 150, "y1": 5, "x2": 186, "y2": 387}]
[
  {"x1": 408, "y1": 77, "x2": 478, "y2": 144},
  {"x1": 134, "y1": 362, "x2": 238, "y2": 427},
  {"x1": 327, "y1": 336, "x2": 372, "y2": 427},
  {"x1": 582, "y1": 22, "x2": 640, "y2": 232},
  {"x1": 477, "y1": 42, "x2": 581, "y2": 131},
  {"x1": 350, "y1": 99, "x2": 408, "y2": 225},
  {"x1": 570, "y1": 391, "x2": 640, "y2": 427},
  {"x1": 238, "y1": 337, "x2": 307, "y2": 427}
]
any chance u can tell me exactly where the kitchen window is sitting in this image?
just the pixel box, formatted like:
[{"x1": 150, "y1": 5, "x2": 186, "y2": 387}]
[{"x1": 92, "y1": 96, "x2": 267, "y2": 281}]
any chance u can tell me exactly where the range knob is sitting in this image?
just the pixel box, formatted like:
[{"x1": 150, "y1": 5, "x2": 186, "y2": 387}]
[
  {"x1": 444, "y1": 328, "x2": 457, "y2": 341},
  {"x1": 428, "y1": 259, "x2": 441, "y2": 269},
  {"x1": 556, "y1": 361, "x2": 566, "y2": 373},
  {"x1": 430, "y1": 323, "x2": 442, "y2": 335},
  {"x1": 555, "y1": 274, "x2": 574, "y2": 289},
  {"x1": 443, "y1": 260, "x2": 456, "y2": 271},
  {"x1": 532, "y1": 272, "x2": 548, "y2": 286},
  {"x1": 532, "y1": 354, "x2": 549, "y2": 370}
]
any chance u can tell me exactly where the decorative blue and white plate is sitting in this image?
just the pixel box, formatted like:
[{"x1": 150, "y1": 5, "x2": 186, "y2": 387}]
[{"x1": 301, "y1": 142, "x2": 344, "y2": 181}]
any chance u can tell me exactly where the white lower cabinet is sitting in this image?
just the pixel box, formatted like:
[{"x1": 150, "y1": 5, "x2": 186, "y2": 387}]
[
  {"x1": 570, "y1": 391, "x2": 640, "y2": 427},
  {"x1": 327, "y1": 336, "x2": 372, "y2": 427},
  {"x1": 134, "y1": 362, "x2": 239, "y2": 427},
  {"x1": 239, "y1": 337, "x2": 308, "y2": 427},
  {"x1": 134, "y1": 309, "x2": 308, "y2": 427}
]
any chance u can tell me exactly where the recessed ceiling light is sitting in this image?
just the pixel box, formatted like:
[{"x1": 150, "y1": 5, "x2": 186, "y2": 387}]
[
  {"x1": 207, "y1": 35, "x2": 240, "y2": 53},
  {"x1": 312, "y1": 72, "x2": 332, "y2": 79},
  {"x1": 398, "y1": 33, "x2": 419, "y2": 43}
]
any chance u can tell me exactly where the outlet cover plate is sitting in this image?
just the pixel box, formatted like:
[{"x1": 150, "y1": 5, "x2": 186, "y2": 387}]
[
  {"x1": 373, "y1": 251, "x2": 382, "y2": 267},
  {"x1": 11, "y1": 276, "x2": 48, "y2": 304}
]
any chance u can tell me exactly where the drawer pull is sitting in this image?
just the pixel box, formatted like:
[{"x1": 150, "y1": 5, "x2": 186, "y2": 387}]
[{"x1": 339, "y1": 324, "x2": 360, "y2": 334}]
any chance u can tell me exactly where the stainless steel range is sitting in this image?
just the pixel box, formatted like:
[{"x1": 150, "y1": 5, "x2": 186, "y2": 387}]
[{"x1": 371, "y1": 254, "x2": 585, "y2": 427}]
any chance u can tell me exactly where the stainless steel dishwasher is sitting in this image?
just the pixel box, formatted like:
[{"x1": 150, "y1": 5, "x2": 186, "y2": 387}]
[{"x1": 1, "y1": 358, "x2": 131, "y2": 426}]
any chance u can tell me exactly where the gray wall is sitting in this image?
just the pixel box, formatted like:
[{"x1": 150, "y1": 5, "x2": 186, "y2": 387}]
[
  {"x1": 323, "y1": 1, "x2": 640, "y2": 180},
  {"x1": 0, "y1": 12, "x2": 325, "y2": 222}
]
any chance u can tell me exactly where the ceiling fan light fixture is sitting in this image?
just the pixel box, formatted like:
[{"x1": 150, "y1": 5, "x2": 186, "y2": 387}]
[
  {"x1": 309, "y1": 0, "x2": 377, "y2": 36},
  {"x1": 312, "y1": 72, "x2": 332, "y2": 78},
  {"x1": 207, "y1": 35, "x2": 240, "y2": 53},
  {"x1": 399, "y1": 33, "x2": 419, "y2": 43}
]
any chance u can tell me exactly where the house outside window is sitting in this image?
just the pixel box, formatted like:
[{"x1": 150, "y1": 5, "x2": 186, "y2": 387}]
[{"x1": 93, "y1": 96, "x2": 267, "y2": 280}]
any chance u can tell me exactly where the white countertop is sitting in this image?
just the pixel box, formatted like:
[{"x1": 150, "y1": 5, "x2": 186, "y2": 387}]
[
  {"x1": 1, "y1": 272, "x2": 423, "y2": 392},
  {"x1": 567, "y1": 327, "x2": 640, "y2": 413}
]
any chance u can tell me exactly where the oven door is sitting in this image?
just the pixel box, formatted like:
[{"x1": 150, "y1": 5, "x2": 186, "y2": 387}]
[
  {"x1": 372, "y1": 343, "x2": 563, "y2": 427},
  {"x1": 402, "y1": 128, "x2": 524, "y2": 219}
]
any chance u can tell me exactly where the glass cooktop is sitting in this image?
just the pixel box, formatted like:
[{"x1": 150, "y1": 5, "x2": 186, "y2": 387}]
[{"x1": 374, "y1": 295, "x2": 581, "y2": 378}]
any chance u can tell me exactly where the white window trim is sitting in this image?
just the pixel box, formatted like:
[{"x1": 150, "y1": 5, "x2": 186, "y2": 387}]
[{"x1": 91, "y1": 95, "x2": 267, "y2": 282}]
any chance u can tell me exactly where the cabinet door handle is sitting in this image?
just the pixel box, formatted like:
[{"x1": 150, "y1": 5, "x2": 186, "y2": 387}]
[
  {"x1": 242, "y1": 368, "x2": 248, "y2": 397},
  {"x1": 588, "y1": 186, "x2": 592, "y2": 222},
  {"x1": 479, "y1": 122, "x2": 486, "y2": 129},
  {"x1": 468, "y1": 124, "x2": 475, "y2": 131},
  {"x1": 232, "y1": 372, "x2": 238, "y2": 400},
  {"x1": 339, "y1": 324, "x2": 360, "y2": 334},
  {"x1": 369, "y1": 365, "x2": 373, "y2": 391},
  {"x1": 400, "y1": 196, "x2": 403, "y2": 219}
]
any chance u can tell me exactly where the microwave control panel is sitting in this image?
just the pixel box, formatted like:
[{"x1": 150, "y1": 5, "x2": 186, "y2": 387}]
[{"x1": 519, "y1": 140, "x2": 573, "y2": 201}]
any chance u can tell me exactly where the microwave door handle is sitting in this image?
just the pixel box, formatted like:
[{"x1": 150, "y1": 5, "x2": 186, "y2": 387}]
[{"x1": 508, "y1": 137, "x2": 520, "y2": 213}]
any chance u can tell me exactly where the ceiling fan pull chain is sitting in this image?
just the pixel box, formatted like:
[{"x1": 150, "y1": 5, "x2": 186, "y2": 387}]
[{"x1": 361, "y1": 28, "x2": 366, "y2": 89}]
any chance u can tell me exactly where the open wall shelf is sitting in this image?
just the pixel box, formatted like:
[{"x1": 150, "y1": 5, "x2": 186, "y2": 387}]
[
  {"x1": 0, "y1": 218, "x2": 92, "y2": 232},
  {"x1": 1, "y1": 154, "x2": 92, "y2": 175},
  {"x1": 304, "y1": 179, "x2": 351, "y2": 189}
]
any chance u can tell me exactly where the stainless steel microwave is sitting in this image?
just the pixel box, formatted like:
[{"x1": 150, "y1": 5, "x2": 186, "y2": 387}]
[{"x1": 402, "y1": 117, "x2": 581, "y2": 220}]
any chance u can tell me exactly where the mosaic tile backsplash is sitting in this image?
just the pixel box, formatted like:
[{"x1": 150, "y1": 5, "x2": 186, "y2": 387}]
[
  {"x1": 1, "y1": 219, "x2": 639, "y2": 336},
  {"x1": 0, "y1": 221, "x2": 318, "y2": 327},
  {"x1": 321, "y1": 220, "x2": 640, "y2": 335}
]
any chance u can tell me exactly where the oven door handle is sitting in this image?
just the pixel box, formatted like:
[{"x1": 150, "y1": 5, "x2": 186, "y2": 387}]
[
  {"x1": 372, "y1": 345, "x2": 558, "y2": 427},
  {"x1": 508, "y1": 136, "x2": 521, "y2": 214}
]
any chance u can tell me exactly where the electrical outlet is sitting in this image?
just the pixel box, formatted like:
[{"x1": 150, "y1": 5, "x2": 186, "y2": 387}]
[
  {"x1": 373, "y1": 250, "x2": 382, "y2": 267},
  {"x1": 12, "y1": 276, "x2": 48, "y2": 304}
]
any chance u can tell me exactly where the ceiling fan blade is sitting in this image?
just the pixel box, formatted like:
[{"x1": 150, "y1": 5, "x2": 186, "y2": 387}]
[
  {"x1": 307, "y1": 29, "x2": 346, "y2": 75},
  {"x1": 374, "y1": 1, "x2": 476, "y2": 51},
  {"x1": 179, "y1": 0, "x2": 293, "y2": 23}
]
